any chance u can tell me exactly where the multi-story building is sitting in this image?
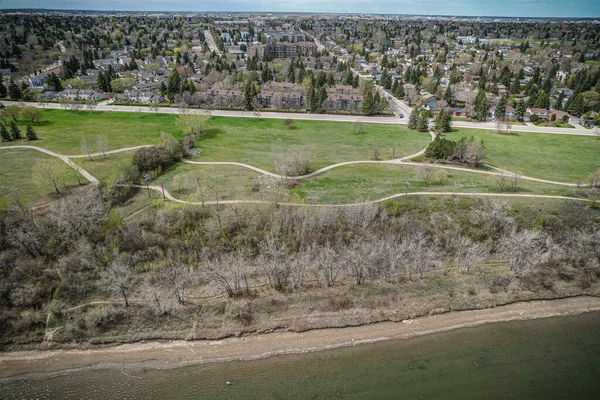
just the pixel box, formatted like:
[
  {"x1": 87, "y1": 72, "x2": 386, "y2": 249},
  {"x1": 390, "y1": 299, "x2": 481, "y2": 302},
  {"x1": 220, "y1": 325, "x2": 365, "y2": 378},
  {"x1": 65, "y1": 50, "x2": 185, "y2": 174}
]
[{"x1": 250, "y1": 41, "x2": 317, "y2": 59}]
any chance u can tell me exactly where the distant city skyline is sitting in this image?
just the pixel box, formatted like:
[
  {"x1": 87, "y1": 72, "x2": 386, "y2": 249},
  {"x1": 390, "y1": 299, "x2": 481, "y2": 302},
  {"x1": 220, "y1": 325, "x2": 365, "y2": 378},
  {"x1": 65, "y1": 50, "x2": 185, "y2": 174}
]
[{"x1": 1, "y1": 0, "x2": 599, "y2": 18}]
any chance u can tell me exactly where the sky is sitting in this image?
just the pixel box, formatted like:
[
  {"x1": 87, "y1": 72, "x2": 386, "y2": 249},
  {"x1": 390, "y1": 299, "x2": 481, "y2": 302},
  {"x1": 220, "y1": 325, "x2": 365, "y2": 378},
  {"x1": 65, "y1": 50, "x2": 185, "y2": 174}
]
[{"x1": 0, "y1": 0, "x2": 599, "y2": 18}]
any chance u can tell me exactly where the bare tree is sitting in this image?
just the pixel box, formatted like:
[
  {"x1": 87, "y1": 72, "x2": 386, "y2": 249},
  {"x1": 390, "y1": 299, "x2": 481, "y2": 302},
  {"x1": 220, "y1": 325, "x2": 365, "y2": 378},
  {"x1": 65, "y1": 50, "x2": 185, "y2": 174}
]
[
  {"x1": 354, "y1": 120, "x2": 363, "y2": 134},
  {"x1": 96, "y1": 135, "x2": 109, "y2": 159},
  {"x1": 158, "y1": 262, "x2": 194, "y2": 305},
  {"x1": 149, "y1": 100, "x2": 160, "y2": 114},
  {"x1": 496, "y1": 171, "x2": 508, "y2": 191},
  {"x1": 510, "y1": 173, "x2": 522, "y2": 191},
  {"x1": 284, "y1": 118, "x2": 294, "y2": 129},
  {"x1": 313, "y1": 242, "x2": 342, "y2": 287},
  {"x1": 50, "y1": 189, "x2": 107, "y2": 240},
  {"x1": 259, "y1": 236, "x2": 291, "y2": 291},
  {"x1": 401, "y1": 232, "x2": 441, "y2": 279},
  {"x1": 372, "y1": 147, "x2": 381, "y2": 160},
  {"x1": 500, "y1": 230, "x2": 546, "y2": 277},
  {"x1": 32, "y1": 159, "x2": 68, "y2": 194},
  {"x1": 452, "y1": 235, "x2": 490, "y2": 273},
  {"x1": 81, "y1": 137, "x2": 93, "y2": 160},
  {"x1": 85, "y1": 100, "x2": 98, "y2": 111},
  {"x1": 417, "y1": 165, "x2": 435, "y2": 184},
  {"x1": 100, "y1": 260, "x2": 134, "y2": 307},
  {"x1": 204, "y1": 251, "x2": 252, "y2": 297}
]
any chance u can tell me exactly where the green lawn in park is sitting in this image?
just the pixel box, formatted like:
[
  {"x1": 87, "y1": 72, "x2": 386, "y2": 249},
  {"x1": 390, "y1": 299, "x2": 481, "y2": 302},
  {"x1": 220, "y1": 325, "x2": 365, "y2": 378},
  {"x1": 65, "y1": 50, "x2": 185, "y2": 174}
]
[
  {"x1": 192, "y1": 116, "x2": 430, "y2": 171},
  {"x1": 0, "y1": 148, "x2": 88, "y2": 206},
  {"x1": 444, "y1": 128, "x2": 600, "y2": 183},
  {"x1": 154, "y1": 162, "x2": 573, "y2": 205}
]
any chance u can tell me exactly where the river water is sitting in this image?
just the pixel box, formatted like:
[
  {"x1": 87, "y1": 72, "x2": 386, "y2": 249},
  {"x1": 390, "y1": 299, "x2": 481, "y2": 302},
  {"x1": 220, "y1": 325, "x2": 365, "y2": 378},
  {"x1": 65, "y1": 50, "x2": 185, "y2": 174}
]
[{"x1": 1, "y1": 312, "x2": 599, "y2": 399}]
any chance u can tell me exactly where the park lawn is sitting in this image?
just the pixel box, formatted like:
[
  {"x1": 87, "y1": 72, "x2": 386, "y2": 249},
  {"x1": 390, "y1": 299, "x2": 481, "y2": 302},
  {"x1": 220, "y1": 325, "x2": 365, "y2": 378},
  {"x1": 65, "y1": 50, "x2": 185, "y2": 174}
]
[
  {"x1": 444, "y1": 128, "x2": 600, "y2": 183},
  {"x1": 154, "y1": 162, "x2": 262, "y2": 202},
  {"x1": 0, "y1": 111, "x2": 430, "y2": 173},
  {"x1": 290, "y1": 163, "x2": 571, "y2": 204},
  {"x1": 193, "y1": 117, "x2": 430, "y2": 171},
  {"x1": 156, "y1": 162, "x2": 570, "y2": 205},
  {"x1": 0, "y1": 148, "x2": 89, "y2": 206},
  {"x1": 72, "y1": 151, "x2": 136, "y2": 183},
  {"x1": 0, "y1": 109, "x2": 184, "y2": 154}
]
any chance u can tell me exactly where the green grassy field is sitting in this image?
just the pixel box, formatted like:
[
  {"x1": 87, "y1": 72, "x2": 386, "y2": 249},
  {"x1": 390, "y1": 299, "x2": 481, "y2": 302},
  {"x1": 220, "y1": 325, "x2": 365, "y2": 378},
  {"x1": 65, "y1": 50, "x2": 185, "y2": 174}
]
[
  {"x1": 289, "y1": 163, "x2": 572, "y2": 204},
  {"x1": 152, "y1": 163, "x2": 573, "y2": 205},
  {"x1": 2, "y1": 109, "x2": 598, "y2": 207},
  {"x1": 0, "y1": 111, "x2": 430, "y2": 171},
  {"x1": 193, "y1": 117, "x2": 429, "y2": 171},
  {"x1": 73, "y1": 151, "x2": 136, "y2": 183},
  {"x1": 0, "y1": 148, "x2": 88, "y2": 205},
  {"x1": 0, "y1": 110, "x2": 183, "y2": 154},
  {"x1": 445, "y1": 129, "x2": 600, "y2": 183}
]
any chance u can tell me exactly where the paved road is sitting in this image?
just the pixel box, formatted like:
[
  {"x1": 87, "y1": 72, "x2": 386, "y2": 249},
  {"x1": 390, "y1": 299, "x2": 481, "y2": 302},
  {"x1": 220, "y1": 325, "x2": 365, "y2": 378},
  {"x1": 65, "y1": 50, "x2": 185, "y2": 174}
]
[
  {"x1": 1, "y1": 101, "x2": 595, "y2": 136},
  {"x1": 204, "y1": 30, "x2": 220, "y2": 56}
]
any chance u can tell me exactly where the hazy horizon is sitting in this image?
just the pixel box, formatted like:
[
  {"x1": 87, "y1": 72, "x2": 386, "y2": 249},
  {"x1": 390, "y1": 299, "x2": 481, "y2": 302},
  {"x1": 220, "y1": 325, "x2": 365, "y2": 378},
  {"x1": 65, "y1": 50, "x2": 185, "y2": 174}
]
[{"x1": 1, "y1": 0, "x2": 599, "y2": 18}]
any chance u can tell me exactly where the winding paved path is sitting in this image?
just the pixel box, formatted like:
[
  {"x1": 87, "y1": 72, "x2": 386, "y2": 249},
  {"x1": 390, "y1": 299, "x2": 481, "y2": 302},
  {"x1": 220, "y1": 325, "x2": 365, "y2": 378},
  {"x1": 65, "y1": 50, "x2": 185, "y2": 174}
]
[
  {"x1": 0, "y1": 131, "x2": 591, "y2": 208},
  {"x1": 140, "y1": 184, "x2": 589, "y2": 207}
]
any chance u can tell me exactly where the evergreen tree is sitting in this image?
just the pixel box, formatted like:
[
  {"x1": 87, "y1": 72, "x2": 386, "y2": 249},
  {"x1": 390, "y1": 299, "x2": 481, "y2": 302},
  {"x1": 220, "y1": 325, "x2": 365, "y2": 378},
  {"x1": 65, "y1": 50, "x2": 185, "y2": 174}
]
[
  {"x1": 26, "y1": 124, "x2": 37, "y2": 140},
  {"x1": 243, "y1": 82, "x2": 256, "y2": 110},
  {"x1": 352, "y1": 74, "x2": 359, "y2": 88},
  {"x1": 307, "y1": 83, "x2": 316, "y2": 113},
  {"x1": 555, "y1": 90, "x2": 565, "y2": 110},
  {"x1": 474, "y1": 90, "x2": 489, "y2": 122},
  {"x1": 417, "y1": 113, "x2": 429, "y2": 132},
  {"x1": 396, "y1": 83, "x2": 405, "y2": 99},
  {"x1": 534, "y1": 91, "x2": 550, "y2": 109},
  {"x1": 327, "y1": 72, "x2": 335, "y2": 86},
  {"x1": 494, "y1": 96, "x2": 507, "y2": 120},
  {"x1": 567, "y1": 94, "x2": 585, "y2": 117},
  {"x1": 287, "y1": 62, "x2": 295, "y2": 83},
  {"x1": 167, "y1": 70, "x2": 181, "y2": 97},
  {"x1": 515, "y1": 100, "x2": 526, "y2": 121},
  {"x1": 0, "y1": 74, "x2": 7, "y2": 98},
  {"x1": 8, "y1": 79, "x2": 21, "y2": 100},
  {"x1": 316, "y1": 85, "x2": 327, "y2": 113},
  {"x1": 47, "y1": 72, "x2": 63, "y2": 92},
  {"x1": 0, "y1": 123, "x2": 11, "y2": 141},
  {"x1": 362, "y1": 89, "x2": 374, "y2": 115},
  {"x1": 378, "y1": 96, "x2": 389, "y2": 114},
  {"x1": 509, "y1": 77, "x2": 521, "y2": 95},
  {"x1": 408, "y1": 108, "x2": 419, "y2": 130},
  {"x1": 443, "y1": 85, "x2": 454, "y2": 106},
  {"x1": 391, "y1": 80, "x2": 399, "y2": 97},
  {"x1": 10, "y1": 121, "x2": 21, "y2": 140}
]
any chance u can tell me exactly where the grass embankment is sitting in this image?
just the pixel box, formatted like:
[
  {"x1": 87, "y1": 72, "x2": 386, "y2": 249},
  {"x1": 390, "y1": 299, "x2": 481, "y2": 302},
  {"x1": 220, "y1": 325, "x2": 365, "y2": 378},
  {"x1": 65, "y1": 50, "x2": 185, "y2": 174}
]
[
  {"x1": 445, "y1": 128, "x2": 600, "y2": 183},
  {"x1": 0, "y1": 148, "x2": 88, "y2": 205}
]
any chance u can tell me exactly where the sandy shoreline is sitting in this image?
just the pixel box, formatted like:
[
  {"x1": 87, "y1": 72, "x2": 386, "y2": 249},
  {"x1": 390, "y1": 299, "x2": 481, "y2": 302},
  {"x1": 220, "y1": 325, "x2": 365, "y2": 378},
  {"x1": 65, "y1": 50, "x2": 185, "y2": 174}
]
[{"x1": 1, "y1": 296, "x2": 600, "y2": 380}]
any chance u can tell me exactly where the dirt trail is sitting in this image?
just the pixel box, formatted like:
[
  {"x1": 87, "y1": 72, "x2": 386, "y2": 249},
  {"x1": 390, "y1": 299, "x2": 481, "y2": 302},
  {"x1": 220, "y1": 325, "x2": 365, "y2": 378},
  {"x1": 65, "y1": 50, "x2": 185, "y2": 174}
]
[{"x1": 1, "y1": 296, "x2": 599, "y2": 380}]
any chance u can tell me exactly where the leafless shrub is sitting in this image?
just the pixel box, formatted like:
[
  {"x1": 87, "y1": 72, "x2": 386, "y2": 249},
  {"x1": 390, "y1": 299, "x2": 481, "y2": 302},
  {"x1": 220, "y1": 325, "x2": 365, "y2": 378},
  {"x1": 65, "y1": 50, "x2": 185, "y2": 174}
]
[
  {"x1": 275, "y1": 152, "x2": 312, "y2": 177},
  {"x1": 500, "y1": 230, "x2": 547, "y2": 277},
  {"x1": 312, "y1": 242, "x2": 343, "y2": 287},
  {"x1": 99, "y1": 259, "x2": 134, "y2": 307},
  {"x1": 417, "y1": 165, "x2": 435, "y2": 184},
  {"x1": 50, "y1": 189, "x2": 107, "y2": 240},
  {"x1": 203, "y1": 250, "x2": 252, "y2": 297},
  {"x1": 96, "y1": 135, "x2": 109, "y2": 159}
]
